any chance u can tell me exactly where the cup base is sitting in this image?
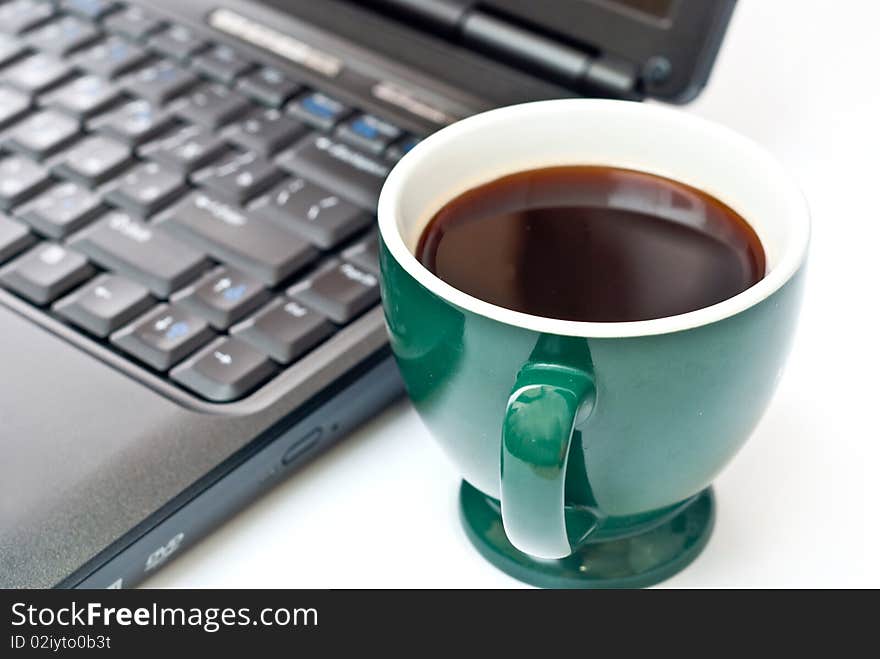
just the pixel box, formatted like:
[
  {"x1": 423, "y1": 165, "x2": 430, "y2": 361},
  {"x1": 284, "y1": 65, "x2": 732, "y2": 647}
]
[{"x1": 459, "y1": 481, "x2": 715, "y2": 589}]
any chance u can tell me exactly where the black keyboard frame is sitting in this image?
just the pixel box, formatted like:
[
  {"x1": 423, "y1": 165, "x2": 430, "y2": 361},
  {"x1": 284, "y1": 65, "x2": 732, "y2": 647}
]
[{"x1": 0, "y1": 0, "x2": 432, "y2": 410}]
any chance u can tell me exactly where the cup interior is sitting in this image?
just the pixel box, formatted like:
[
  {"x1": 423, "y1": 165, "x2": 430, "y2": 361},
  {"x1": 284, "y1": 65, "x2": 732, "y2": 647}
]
[{"x1": 378, "y1": 99, "x2": 809, "y2": 338}]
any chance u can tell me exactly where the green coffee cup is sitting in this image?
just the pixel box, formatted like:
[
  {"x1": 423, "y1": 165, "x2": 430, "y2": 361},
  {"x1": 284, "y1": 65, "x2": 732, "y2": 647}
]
[{"x1": 377, "y1": 99, "x2": 809, "y2": 588}]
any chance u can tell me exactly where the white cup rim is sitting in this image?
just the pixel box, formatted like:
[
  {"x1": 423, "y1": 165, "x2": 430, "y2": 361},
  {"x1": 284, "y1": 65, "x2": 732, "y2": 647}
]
[{"x1": 378, "y1": 99, "x2": 810, "y2": 338}]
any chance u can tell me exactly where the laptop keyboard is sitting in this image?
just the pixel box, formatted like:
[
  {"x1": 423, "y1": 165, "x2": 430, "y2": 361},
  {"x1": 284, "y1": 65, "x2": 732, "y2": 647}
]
[{"x1": 0, "y1": 0, "x2": 423, "y2": 403}]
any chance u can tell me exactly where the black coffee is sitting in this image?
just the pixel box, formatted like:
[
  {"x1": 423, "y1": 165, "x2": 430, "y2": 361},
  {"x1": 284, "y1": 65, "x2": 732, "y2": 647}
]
[{"x1": 416, "y1": 166, "x2": 765, "y2": 322}]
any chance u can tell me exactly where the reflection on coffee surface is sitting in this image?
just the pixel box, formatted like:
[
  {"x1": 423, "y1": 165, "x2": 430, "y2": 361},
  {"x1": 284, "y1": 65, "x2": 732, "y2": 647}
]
[{"x1": 417, "y1": 166, "x2": 765, "y2": 322}]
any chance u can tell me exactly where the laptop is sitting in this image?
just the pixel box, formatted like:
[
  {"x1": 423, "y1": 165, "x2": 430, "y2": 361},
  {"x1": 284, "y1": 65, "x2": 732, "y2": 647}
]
[{"x1": 0, "y1": 0, "x2": 735, "y2": 588}]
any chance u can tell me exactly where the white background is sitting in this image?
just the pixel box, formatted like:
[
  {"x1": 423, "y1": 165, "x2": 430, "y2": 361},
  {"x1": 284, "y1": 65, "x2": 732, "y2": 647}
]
[{"x1": 148, "y1": 0, "x2": 879, "y2": 588}]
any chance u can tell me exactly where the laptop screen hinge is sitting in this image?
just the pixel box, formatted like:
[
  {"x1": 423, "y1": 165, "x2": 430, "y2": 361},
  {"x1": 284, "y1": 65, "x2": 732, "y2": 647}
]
[{"x1": 364, "y1": 0, "x2": 641, "y2": 99}]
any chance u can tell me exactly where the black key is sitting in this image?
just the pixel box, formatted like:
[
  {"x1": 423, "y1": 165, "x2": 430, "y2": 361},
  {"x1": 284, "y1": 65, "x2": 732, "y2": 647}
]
[
  {"x1": 43, "y1": 74, "x2": 121, "y2": 118},
  {"x1": 0, "y1": 242, "x2": 94, "y2": 304},
  {"x1": 231, "y1": 296, "x2": 333, "y2": 364},
  {"x1": 0, "y1": 0, "x2": 54, "y2": 35},
  {"x1": 288, "y1": 260, "x2": 379, "y2": 324},
  {"x1": 24, "y1": 15, "x2": 100, "y2": 56},
  {"x1": 54, "y1": 273, "x2": 153, "y2": 337},
  {"x1": 162, "y1": 192, "x2": 318, "y2": 285},
  {"x1": 75, "y1": 37, "x2": 150, "y2": 78},
  {"x1": 336, "y1": 113, "x2": 402, "y2": 155},
  {"x1": 53, "y1": 134, "x2": 132, "y2": 186},
  {"x1": 173, "y1": 84, "x2": 249, "y2": 130},
  {"x1": 104, "y1": 5, "x2": 164, "y2": 41},
  {"x1": 251, "y1": 177, "x2": 371, "y2": 249},
  {"x1": 0, "y1": 33, "x2": 27, "y2": 66},
  {"x1": 224, "y1": 108, "x2": 307, "y2": 157},
  {"x1": 0, "y1": 154, "x2": 49, "y2": 208},
  {"x1": 105, "y1": 161, "x2": 186, "y2": 216},
  {"x1": 276, "y1": 134, "x2": 389, "y2": 210},
  {"x1": 0, "y1": 86, "x2": 30, "y2": 129},
  {"x1": 191, "y1": 45, "x2": 253, "y2": 85},
  {"x1": 385, "y1": 135, "x2": 421, "y2": 162},
  {"x1": 342, "y1": 232, "x2": 379, "y2": 275},
  {"x1": 237, "y1": 67, "x2": 300, "y2": 108},
  {"x1": 16, "y1": 181, "x2": 103, "y2": 238},
  {"x1": 125, "y1": 60, "x2": 199, "y2": 106},
  {"x1": 148, "y1": 25, "x2": 207, "y2": 62},
  {"x1": 170, "y1": 336, "x2": 276, "y2": 402},
  {"x1": 61, "y1": 0, "x2": 118, "y2": 19},
  {"x1": 0, "y1": 214, "x2": 35, "y2": 263},
  {"x1": 91, "y1": 98, "x2": 174, "y2": 145},
  {"x1": 111, "y1": 303, "x2": 214, "y2": 371},
  {"x1": 1, "y1": 53, "x2": 72, "y2": 94},
  {"x1": 287, "y1": 92, "x2": 350, "y2": 131},
  {"x1": 191, "y1": 150, "x2": 283, "y2": 204},
  {"x1": 138, "y1": 124, "x2": 227, "y2": 174},
  {"x1": 70, "y1": 211, "x2": 207, "y2": 297},
  {"x1": 5, "y1": 109, "x2": 79, "y2": 159},
  {"x1": 172, "y1": 266, "x2": 270, "y2": 329}
]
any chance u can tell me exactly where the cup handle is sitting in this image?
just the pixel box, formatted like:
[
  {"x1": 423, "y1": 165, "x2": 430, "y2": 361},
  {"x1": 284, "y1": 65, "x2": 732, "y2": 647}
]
[{"x1": 501, "y1": 361, "x2": 596, "y2": 559}]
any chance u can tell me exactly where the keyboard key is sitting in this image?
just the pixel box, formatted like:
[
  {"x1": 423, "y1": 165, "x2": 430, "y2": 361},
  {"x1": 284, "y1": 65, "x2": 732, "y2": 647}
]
[
  {"x1": 70, "y1": 211, "x2": 207, "y2": 297},
  {"x1": 191, "y1": 150, "x2": 283, "y2": 204},
  {"x1": 223, "y1": 108, "x2": 307, "y2": 156},
  {"x1": 173, "y1": 84, "x2": 249, "y2": 129},
  {"x1": 75, "y1": 37, "x2": 150, "y2": 78},
  {"x1": 16, "y1": 181, "x2": 103, "y2": 238},
  {"x1": 232, "y1": 297, "x2": 333, "y2": 364},
  {"x1": 337, "y1": 113, "x2": 402, "y2": 155},
  {"x1": 111, "y1": 303, "x2": 214, "y2": 371},
  {"x1": 5, "y1": 109, "x2": 80, "y2": 159},
  {"x1": 61, "y1": 0, "x2": 118, "y2": 19},
  {"x1": 237, "y1": 67, "x2": 300, "y2": 108},
  {"x1": 342, "y1": 233, "x2": 379, "y2": 275},
  {"x1": 1, "y1": 53, "x2": 72, "y2": 94},
  {"x1": 162, "y1": 192, "x2": 318, "y2": 285},
  {"x1": 385, "y1": 135, "x2": 421, "y2": 162},
  {"x1": 53, "y1": 134, "x2": 133, "y2": 186},
  {"x1": 170, "y1": 336, "x2": 276, "y2": 402},
  {"x1": 104, "y1": 5, "x2": 164, "y2": 41},
  {"x1": 276, "y1": 134, "x2": 389, "y2": 210},
  {"x1": 0, "y1": 0, "x2": 54, "y2": 36},
  {"x1": 0, "y1": 214, "x2": 35, "y2": 263},
  {"x1": 191, "y1": 45, "x2": 253, "y2": 85},
  {"x1": 125, "y1": 60, "x2": 199, "y2": 105},
  {"x1": 54, "y1": 273, "x2": 153, "y2": 337},
  {"x1": 43, "y1": 74, "x2": 121, "y2": 118},
  {"x1": 91, "y1": 98, "x2": 175, "y2": 145},
  {"x1": 172, "y1": 266, "x2": 269, "y2": 329},
  {"x1": 148, "y1": 25, "x2": 207, "y2": 62},
  {"x1": 0, "y1": 86, "x2": 31, "y2": 129},
  {"x1": 0, "y1": 33, "x2": 27, "y2": 66},
  {"x1": 0, "y1": 242, "x2": 94, "y2": 304},
  {"x1": 252, "y1": 177, "x2": 371, "y2": 249},
  {"x1": 105, "y1": 161, "x2": 186, "y2": 216},
  {"x1": 287, "y1": 92, "x2": 350, "y2": 131},
  {"x1": 24, "y1": 15, "x2": 100, "y2": 56},
  {"x1": 0, "y1": 154, "x2": 49, "y2": 208},
  {"x1": 138, "y1": 124, "x2": 227, "y2": 174},
  {"x1": 288, "y1": 260, "x2": 379, "y2": 324}
]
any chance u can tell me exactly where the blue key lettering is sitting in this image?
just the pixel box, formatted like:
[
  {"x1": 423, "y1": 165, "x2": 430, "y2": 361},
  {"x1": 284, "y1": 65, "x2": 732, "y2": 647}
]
[
  {"x1": 166, "y1": 321, "x2": 189, "y2": 340},
  {"x1": 223, "y1": 284, "x2": 247, "y2": 302},
  {"x1": 301, "y1": 96, "x2": 334, "y2": 119}
]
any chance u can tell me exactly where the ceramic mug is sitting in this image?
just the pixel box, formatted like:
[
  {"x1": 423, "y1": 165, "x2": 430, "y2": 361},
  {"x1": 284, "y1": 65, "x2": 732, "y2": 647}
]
[{"x1": 377, "y1": 99, "x2": 809, "y2": 588}]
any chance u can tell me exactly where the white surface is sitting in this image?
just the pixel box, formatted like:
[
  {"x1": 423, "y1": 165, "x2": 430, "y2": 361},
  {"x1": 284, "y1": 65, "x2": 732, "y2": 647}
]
[{"x1": 146, "y1": 0, "x2": 879, "y2": 589}]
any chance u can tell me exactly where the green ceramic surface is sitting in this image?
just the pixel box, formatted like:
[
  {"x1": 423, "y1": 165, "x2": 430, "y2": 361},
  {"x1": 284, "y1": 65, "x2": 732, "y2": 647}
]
[
  {"x1": 380, "y1": 236, "x2": 805, "y2": 582},
  {"x1": 460, "y1": 481, "x2": 715, "y2": 589},
  {"x1": 375, "y1": 99, "x2": 809, "y2": 588}
]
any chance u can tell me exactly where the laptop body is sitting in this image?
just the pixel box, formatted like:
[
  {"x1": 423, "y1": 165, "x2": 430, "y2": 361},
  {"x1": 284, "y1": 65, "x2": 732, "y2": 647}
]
[{"x1": 0, "y1": 0, "x2": 735, "y2": 588}]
